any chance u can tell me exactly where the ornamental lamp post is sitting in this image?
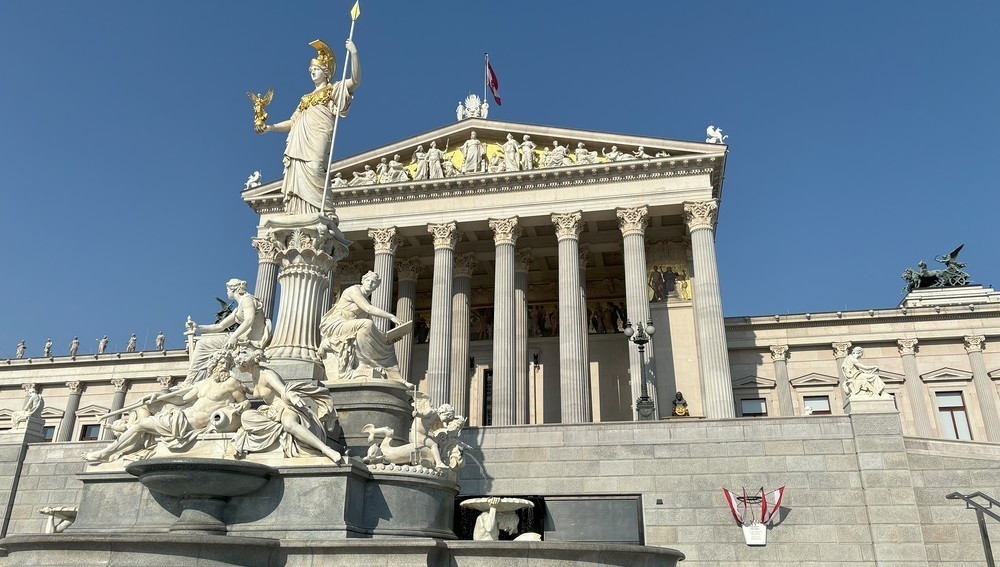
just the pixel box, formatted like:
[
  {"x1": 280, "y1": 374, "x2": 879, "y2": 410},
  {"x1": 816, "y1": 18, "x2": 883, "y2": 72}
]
[{"x1": 624, "y1": 320, "x2": 656, "y2": 421}]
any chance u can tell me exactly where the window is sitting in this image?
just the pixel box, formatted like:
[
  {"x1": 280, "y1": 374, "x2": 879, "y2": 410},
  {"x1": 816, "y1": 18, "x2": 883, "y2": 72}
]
[
  {"x1": 482, "y1": 370, "x2": 494, "y2": 426},
  {"x1": 803, "y1": 396, "x2": 831, "y2": 415},
  {"x1": 79, "y1": 424, "x2": 102, "y2": 441},
  {"x1": 740, "y1": 398, "x2": 767, "y2": 417},
  {"x1": 41, "y1": 426, "x2": 55, "y2": 442},
  {"x1": 936, "y1": 391, "x2": 972, "y2": 440}
]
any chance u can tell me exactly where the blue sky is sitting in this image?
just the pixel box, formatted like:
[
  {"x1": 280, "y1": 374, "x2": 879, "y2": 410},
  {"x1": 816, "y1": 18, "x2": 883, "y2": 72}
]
[{"x1": 1, "y1": 1, "x2": 998, "y2": 356}]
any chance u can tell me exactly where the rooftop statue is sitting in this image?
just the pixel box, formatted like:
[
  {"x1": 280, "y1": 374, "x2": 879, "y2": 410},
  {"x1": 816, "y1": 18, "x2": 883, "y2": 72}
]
[
  {"x1": 386, "y1": 153, "x2": 411, "y2": 183},
  {"x1": 456, "y1": 93, "x2": 486, "y2": 120},
  {"x1": 460, "y1": 131, "x2": 485, "y2": 174},
  {"x1": 15, "y1": 340, "x2": 26, "y2": 359},
  {"x1": 425, "y1": 141, "x2": 446, "y2": 179},
  {"x1": 125, "y1": 333, "x2": 137, "y2": 353},
  {"x1": 706, "y1": 125, "x2": 728, "y2": 144},
  {"x1": 841, "y1": 347, "x2": 888, "y2": 400},
  {"x1": 84, "y1": 350, "x2": 250, "y2": 463},
  {"x1": 97, "y1": 336, "x2": 108, "y2": 354},
  {"x1": 244, "y1": 170, "x2": 262, "y2": 190},
  {"x1": 501, "y1": 134, "x2": 520, "y2": 172},
  {"x1": 318, "y1": 270, "x2": 406, "y2": 381},
  {"x1": 362, "y1": 391, "x2": 466, "y2": 471},
  {"x1": 519, "y1": 135, "x2": 536, "y2": 170},
  {"x1": 256, "y1": 39, "x2": 361, "y2": 214},
  {"x1": 69, "y1": 337, "x2": 80, "y2": 357},
  {"x1": 43, "y1": 338, "x2": 52, "y2": 358},
  {"x1": 901, "y1": 244, "x2": 971, "y2": 293},
  {"x1": 184, "y1": 279, "x2": 270, "y2": 385},
  {"x1": 155, "y1": 331, "x2": 165, "y2": 351}
]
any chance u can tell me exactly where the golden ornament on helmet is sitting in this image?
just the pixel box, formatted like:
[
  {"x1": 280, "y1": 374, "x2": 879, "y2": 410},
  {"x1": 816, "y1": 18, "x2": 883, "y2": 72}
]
[{"x1": 308, "y1": 39, "x2": 336, "y2": 76}]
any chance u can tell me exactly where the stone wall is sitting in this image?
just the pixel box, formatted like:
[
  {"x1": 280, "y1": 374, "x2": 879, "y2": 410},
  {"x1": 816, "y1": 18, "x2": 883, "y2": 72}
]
[
  {"x1": 2, "y1": 441, "x2": 92, "y2": 537},
  {"x1": 905, "y1": 437, "x2": 1000, "y2": 566}
]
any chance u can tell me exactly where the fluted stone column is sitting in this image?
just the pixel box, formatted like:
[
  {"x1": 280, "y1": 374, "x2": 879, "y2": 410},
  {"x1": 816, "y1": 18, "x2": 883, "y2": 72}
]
[
  {"x1": 964, "y1": 335, "x2": 1000, "y2": 442},
  {"x1": 617, "y1": 207, "x2": 657, "y2": 420},
  {"x1": 427, "y1": 222, "x2": 459, "y2": 404},
  {"x1": 368, "y1": 227, "x2": 403, "y2": 333},
  {"x1": 56, "y1": 381, "x2": 83, "y2": 442},
  {"x1": 684, "y1": 200, "x2": 734, "y2": 419},
  {"x1": 515, "y1": 248, "x2": 532, "y2": 424},
  {"x1": 251, "y1": 237, "x2": 280, "y2": 322},
  {"x1": 103, "y1": 378, "x2": 129, "y2": 440},
  {"x1": 450, "y1": 253, "x2": 476, "y2": 415},
  {"x1": 770, "y1": 345, "x2": 793, "y2": 416},
  {"x1": 394, "y1": 258, "x2": 422, "y2": 383},
  {"x1": 577, "y1": 245, "x2": 593, "y2": 418},
  {"x1": 552, "y1": 212, "x2": 590, "y2": 423},
  {"x1": 897, "y1": 339, "x2": 933, "y2": 437},
  {"x1": 490, "y1": 217, "x2": 521, "y2": 425},
  {"x1": 264, "y1": 214, "x2": 351, "y2": 381}
]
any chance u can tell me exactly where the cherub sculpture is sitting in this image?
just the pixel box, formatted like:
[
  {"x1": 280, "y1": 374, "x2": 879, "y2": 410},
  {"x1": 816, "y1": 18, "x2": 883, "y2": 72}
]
[
  {"x1": 362, "y1": 392, "x2": 466, "y2": 471},
  {"x1": 706, "y1": 125, "x2": 728, "y2": 144}
]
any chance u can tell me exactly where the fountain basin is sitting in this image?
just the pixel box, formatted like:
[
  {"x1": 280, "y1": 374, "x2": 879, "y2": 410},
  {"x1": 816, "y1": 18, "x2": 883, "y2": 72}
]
[{"x1": 126, "y1": 458, "x2": 274, "y2": 534}]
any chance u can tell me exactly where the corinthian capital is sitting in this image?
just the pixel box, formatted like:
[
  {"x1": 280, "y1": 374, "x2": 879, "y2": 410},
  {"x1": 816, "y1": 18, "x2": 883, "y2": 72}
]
[
  {"x1": 964, "y1": 335, "x2": 985, "y2": 353},
  {"x1": 769, "y1": 345, "x2": 789, "y2": 361},
  {"x1": 489, "y1": 217, "x2": 521, "y2": 246},
  {"x1": 897, "y1": 338, "x2": 918, "y2": 356},
  {"x1": 251, "y1": 236, "x2": 280, "y2": 263},
  {"x1": 111, "y1": 377, "x2": 129, "y2": 393},
  {"x1": 832, "y1": 341, "x2": 853, "y2": 358},
  {"x1": 66, "y1": 381, "x2": 84, "y2": 395},
  {"x1": 396, "y1": 258, "x2": 424, "y2": 282},
  {"x1": 454, "y1": 252, "x2": 478, "y2": 278},
  {"x1": 428, "y1": 222, "x2": 459, "y2": 250},
  {"x1": 616, "y1": 206, "x2": 649, "y2": 237},
  {"x1": 368, "y1": 226, "x2": 403, "y2": 254},
  {"x1": 551, "y1": 211, "x2": 583, "y2": 241},
  {"x1": 683, "y1": 200, "x2": 719, "y2": 232},
  {"x1": 515, "y1": 248, "x2": 533, "y2": 273},
  {"x1": 337, "y1": 261, "x2": 368, "y2": 286}
]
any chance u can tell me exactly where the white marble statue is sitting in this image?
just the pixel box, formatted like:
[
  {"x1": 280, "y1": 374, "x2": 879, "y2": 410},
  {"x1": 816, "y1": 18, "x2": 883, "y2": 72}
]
[
  {"x1": 455, "y1": 102, "x2": 464, "y2": 122},
  {"x1": 575, "y1": 142, "x2": 599, "y2": 164},
  {"x1": 457, "y1": 94, "x2": 484, "y2": 120},
  {"x1": 244, "y1": 170, "x2": 262, "y2": 190},
  {"x1": 43, "y1": 339, "x2": 52, "y2": 358},
  {"x1": 386, "y1": 154, "x2": 411, "y2": 183},
  {"x1": 155, "y1": 331, "x2": 165, "y2": 351},
  {"x1": 362, "y1": 392, "x2": 466, "y2": 471},
  {"x1": 331, "y1": 172, "x2": 349, "y2": 187},
  {"x1": 12, "y1": 385, "x2": 44, "y2": 429},
  {"x1": 841, "y1": 347, "x2": 888, "y2": 399},
  {"x1": 38, "y1": 507, "x2": 77, "y2": 534},
  {"x1": 15, "y1": 340, "x2": 25, "y2": 359},
  {"x1": 69, "y1": 337, "x2": 79, "y2": 357},
  {"x1": 125, "y1": 334, "x2": 137, "y2": 353},
  {"x1": 442, "y1": 160, "x2": 459, "y2": 178},
  {"x1": 461, "y1": 497, "x2": 541, "y2": 541},
  {"x1": 425, "y1": 141, "x2": 445, "y2": 179},
  {"x1": 633, "y1": 145, "x2": 652, "y2": 159},
  {"x1": 655, "y1": 150, "x2": 671, "y2": 157},
  {"x1": 257, "y1": 39, "x2": 361, "y2": 214},
  {"x1": 460, "y1": 131, "x2": 485, "y2": 174},
  {"x1": 318, "y1": 271, "x2": 405, "y2": 381},
  {"x1": 487, "y1": 152, "x2": 505, "y2": 174},
  {"x1": 411, "y1": 145, "x2": 429, "y2": 180},
  {"x1": 519, "y1": 135, "x2": 536, "y2": 170},
  {"x1": 184, "y1": 278, "x2": 269, "y2": 385},
  {"x1": 501, "y1": 134, "x2": 520, "y2": 171},
  {"x1": 375, "y1": 158, "x2": 389, "y2": 184},
  {"x1": 97, "y1": 336, "x2": 109, "y2": 354},
  {"x1": 231, "y1": 347, "x2": 343, "y2": 463},
  {"x1": 706, "y1": 125, "x2": 728, "y2": 144},
  {"x1": 480, "y1": 101, "x2": 489, "y2": 119},
  {"x1": 541, "y1": 141, "x2": 570, "y2": 168},
  {"x1": 349, "y1": 164, "x2": 377, "y2": 187},
  {"x1": 85, "y1": 350, "x2": 250, "y2": 463}
]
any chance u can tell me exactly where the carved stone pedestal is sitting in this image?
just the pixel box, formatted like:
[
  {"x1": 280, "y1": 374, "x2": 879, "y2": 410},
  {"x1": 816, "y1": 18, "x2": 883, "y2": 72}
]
[
  {"x1": 843, "y1": 396, "x2": 897, "y2": 414},
  {"x1": 263, "y1": 213, "x2": 351, "y2": 382}
]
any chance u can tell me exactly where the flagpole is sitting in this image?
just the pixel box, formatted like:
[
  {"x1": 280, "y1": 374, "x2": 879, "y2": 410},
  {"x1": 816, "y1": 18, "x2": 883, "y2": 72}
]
[
  {"x1": 483, "y1": 52, "x2": 488, "y2": 106},
  {"x1": 321, "y1": 2, "x2": 360, "y2": 217}
]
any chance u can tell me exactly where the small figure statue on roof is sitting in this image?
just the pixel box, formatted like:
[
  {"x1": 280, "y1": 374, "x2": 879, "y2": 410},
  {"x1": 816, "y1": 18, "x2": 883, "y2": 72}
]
[
  {"x1": 456, "y1": 94, "x2": 485, "y2": 120},
  {"x1": 706, "y1": 125, "x2": 728, "y2": 144},
  {"x1": 519, "y1": 135, "x2": 536, "y2": 170},
  {"x1": 632, "y1": 145, "x2": 653, "y2": 159},
  {"x1": 348, "y1": 165, "x2": 377, "y2": 186},
  {"x1": 15, "y1": 340, "x2": 26, "y2": 359},
  {"x1": 126, "y1": 334, "x2": 137, "y2": 353},
  {"x1": 43, "y1": 339, "x2": 52, "y2": 358},
  {"x1": 97, "y1": 336, "x2": 109, "y2": 354},
  {"x1": 69, "y1": 337, "x2": 80, "y2": 358},
  {"x1": 901, "y1": 244, "x2": 972, "y2": 293},
  {"x1": 155, "y1": 331, "x2": 165, "y2": 351},
  {"x1": 244, "y1": 170, "x2": 262, "y2": 190}
]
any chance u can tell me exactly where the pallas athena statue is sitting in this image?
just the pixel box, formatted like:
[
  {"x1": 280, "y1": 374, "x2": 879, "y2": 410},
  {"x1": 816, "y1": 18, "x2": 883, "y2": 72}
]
[{"x1": 257, "y1": 39, "x2": 361, "y2": 214}]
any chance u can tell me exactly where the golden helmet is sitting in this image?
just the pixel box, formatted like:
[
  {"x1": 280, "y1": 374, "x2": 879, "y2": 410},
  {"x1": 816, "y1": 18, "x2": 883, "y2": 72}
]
[{"x1": 309, "y1": 40, "x2": 336, "y2": 76}]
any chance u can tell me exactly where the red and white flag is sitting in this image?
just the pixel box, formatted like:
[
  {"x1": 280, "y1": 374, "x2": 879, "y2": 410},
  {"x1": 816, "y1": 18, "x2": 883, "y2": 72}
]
[{"x1": 487, "y1": 58, "x2": 501, "y2": 106}]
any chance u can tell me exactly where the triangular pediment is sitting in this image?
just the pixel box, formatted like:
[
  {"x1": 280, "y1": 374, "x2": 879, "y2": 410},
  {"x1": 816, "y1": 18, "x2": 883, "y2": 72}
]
[
  {"x1": 732, "y1": 375, "x2": 776, "y2": 389},
  {"x1": 75, "y1": 404, "x2": 110, "y2": 417},
  {"x1": 790, "y1": 373, "x2": 840, "y2": 387},
  {"x1": 880, "y1": 369, "x2": 905, "y2": 384},
  {"x1": 988, "y1": 368, "x2": 1000, "y2": 380},
  {"x1": 243, "y1": 118, "x2": 727, "y2": 213},
  {"x1": 920, "y1": 367, "x2": 974, "y2": 383},
  {"x1": 40, "y1": 407, "x2": 63, "y2": 419}
]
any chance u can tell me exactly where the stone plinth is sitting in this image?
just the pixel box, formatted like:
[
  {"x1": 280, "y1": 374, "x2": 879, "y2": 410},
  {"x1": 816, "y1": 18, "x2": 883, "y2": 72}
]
[
  {"x1": 899, "y1": 284, "x2": 1000, "y2": 308},
  {"x1": 263, "y1": 213, "x2": 351, "y2": 382},
  {"x1": 326, "y1": 380, "x2": 413, "y2": 453},
  {"x1": 843, "y1": 396, "x2": 897, "y2": 414}
]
